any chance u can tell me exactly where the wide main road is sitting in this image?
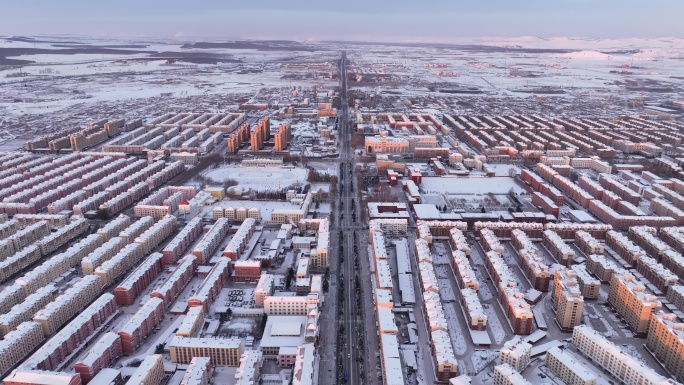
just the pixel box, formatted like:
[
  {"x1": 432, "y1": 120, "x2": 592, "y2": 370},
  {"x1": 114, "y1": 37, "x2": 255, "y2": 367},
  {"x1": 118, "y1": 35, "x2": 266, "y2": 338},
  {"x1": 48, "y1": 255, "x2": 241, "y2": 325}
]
[{"x1": 337, "y1": 51, "x2": 367, "y2": 385}]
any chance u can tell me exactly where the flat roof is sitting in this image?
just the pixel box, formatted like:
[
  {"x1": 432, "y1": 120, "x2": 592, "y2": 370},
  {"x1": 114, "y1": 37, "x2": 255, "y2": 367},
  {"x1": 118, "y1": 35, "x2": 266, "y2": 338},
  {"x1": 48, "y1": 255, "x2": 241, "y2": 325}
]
[
  {"x1": 88, "y1": 368, "x2": 121, "y2": 385},
  {"x1": 413, "y1": 204, "x2": 442, "y2": 220},
  {"x1": 260, "y1": 316, "x2": 307, "y2": 348},
  {"x1": 378, "y1": 307, "x2": 398, "y2": 333},
  {"x1": 271, "y1": 321, "x2": 303, "y2": 336}
]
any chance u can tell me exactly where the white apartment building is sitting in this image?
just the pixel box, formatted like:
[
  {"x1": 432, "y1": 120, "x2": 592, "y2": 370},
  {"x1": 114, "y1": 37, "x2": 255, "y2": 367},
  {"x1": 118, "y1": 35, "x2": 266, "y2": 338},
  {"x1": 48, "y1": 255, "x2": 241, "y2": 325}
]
[
  {"x1": 573, "y1": 325, "x2": 675, "y2": 385},
  {"x1": 181, "y1": 357, "x2": 212, "y2": 385},
  {"x1": 170, "y1": 336, "x2": 243, "y2": 366},
  {"x1": 263, "y1": 294, "x2": 319, "y2": 316},
  {"x1": 545, "y1": 346, "x2": 597, "y2": 385},
  {"x1": 493, "y1": 364, "x2": 532, "y2": 385},
  {"x1": 177, "y1": 306, "x2": 204, "y2": 338},
  {"x1": 235, "y1": 350, "x2": 262, "y2": 385},
  {"x1": 255, "y1": 274, "x2": 275, "y2": 308},
  {"x1": 369, "y1": 219, "x2": 408, "y2": 236},
  {"x1": 499, "y1": 336, "x2": 531, "y2": 372}
]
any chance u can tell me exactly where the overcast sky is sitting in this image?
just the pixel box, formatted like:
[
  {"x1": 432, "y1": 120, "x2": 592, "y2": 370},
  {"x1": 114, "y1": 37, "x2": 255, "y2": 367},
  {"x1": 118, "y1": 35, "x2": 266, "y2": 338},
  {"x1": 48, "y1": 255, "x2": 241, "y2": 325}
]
[{"x1": 1, "y1": 0, "x2": 682, "y2": 42}]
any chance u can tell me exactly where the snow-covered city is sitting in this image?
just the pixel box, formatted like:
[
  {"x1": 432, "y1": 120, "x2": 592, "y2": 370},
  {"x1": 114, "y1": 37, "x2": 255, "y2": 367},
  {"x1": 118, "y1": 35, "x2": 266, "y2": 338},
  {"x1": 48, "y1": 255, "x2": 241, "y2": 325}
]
[{"x1": 1, "y1": 3, "x2": 684, "y2": 385}]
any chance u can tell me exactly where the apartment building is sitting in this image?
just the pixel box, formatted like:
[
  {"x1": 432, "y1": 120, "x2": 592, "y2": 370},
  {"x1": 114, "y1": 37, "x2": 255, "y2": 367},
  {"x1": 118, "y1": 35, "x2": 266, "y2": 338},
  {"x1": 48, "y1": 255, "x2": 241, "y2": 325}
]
[
  {"x1": 170, "y1": 336, "x2": 243, "y2": 366},
  {"x1": 114, "y1": 252, "x2": 163, "y2": 306},
  {"x1": 188, "y1": 258, "x2": 230, "y2": 312},
  {"x1": 192, "y1": 218, "x2": 230, "y2": 264},
  {"x1": 545, "y1": 346, "x2": 597, "y2": 385},
  {"x1": 162, "y1": 217, "x2": 203, "y2": 264},
  {"x1": 364, "y1": 135, "x2": 410, "y2": 154},
  {"x1": 585, "y1": 253, "x2": 619, "y2": 283},
  {"x1": 452, "y1": 251, "x2": 479, "y2": 291},
  {"x1": 646, "y1": 312, "x2": 684, "y2": 382},
  {"x1": 177, "y1": 306, "x2": 204, "y2": 338},
  {"x1": 255, "y1": 274, "x2": 275, "y2": 308},
  {"x1": 298, "y1": 218, "x2": 330, "y2": 268},
  {"x1": 151, "y1": 255, "x2": 195, "y2": 308},
  {"x1": 667, "y1": 285, "x2": 684, "y2": 312},
  {"x1": 233, "y1": 260, "x2": 263, "y2": 283},
  {"x1": 573, "y1": 325, "x2": 675, "y2": 385},
  {"x1": 571, "y1": 265, "x2": 601, "y2": 300},
  {"x1": 223, "y1": 218, "x2": 256, "y2": 260},
  {"x1": 498, "y1": 336, "x2": 531, "y2": 372},
  {"x1": 0, "y1": 285, "x2": 56, "y2": 338},
  {"x1": 498, "y1": 285, "x2": 533, "y2": 335},
  {"x1": 492, "y1": 364, "x2": 532, "y2": 385},
  {"x1": 235, "y1": 350, "x2": 262, "y2": 385},
  {"x1": 263, "y1": 295, "x2": 319, "y2": 316},
  {"x1": 182, "y1": 357, "x2": 213, "y2": 385},
  {"x1": 543, "y1": 229, "x2": 575, "y2": 266},
  {"x1": 0, "y1": 322, "x2": 44, "y2": 376},
  {"x1": 127, "y1": 354, "x2": 164, "y2": 385},
  {"x1": 23, "y1": 293, "x2": 117, "y2": 372},
  {"x1": 33, "y1": 275, "x2": 102, "y2": 335},
  {"x1": 552, "y1": 267, "x2": 585, "y2": 331},
  {"x1": 461, "y1": 288, "x2": 487, "y2": 330},
  {"x1": 608, "y1": 270, "x2": 660, "y2": 335},
  {"x1": 118, "y1": 297, "x2": 165, "y2": 354},
  {"x1": 369, "y1": 219, "x2": 408, "y2": 236},
  {"x1": 73, "y1": 332, "x2": 122, "y2": 384},
  {"x1": 94, "y1": 243, "x2": 144, "y2": 287}
]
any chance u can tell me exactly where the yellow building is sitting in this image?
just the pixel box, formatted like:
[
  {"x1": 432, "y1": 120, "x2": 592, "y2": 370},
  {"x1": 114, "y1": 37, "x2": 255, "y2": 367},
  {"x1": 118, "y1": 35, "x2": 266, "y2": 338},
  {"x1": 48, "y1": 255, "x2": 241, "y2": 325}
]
[{"x1": 170, "y1": 336, "x2": 243, "y2": 366}]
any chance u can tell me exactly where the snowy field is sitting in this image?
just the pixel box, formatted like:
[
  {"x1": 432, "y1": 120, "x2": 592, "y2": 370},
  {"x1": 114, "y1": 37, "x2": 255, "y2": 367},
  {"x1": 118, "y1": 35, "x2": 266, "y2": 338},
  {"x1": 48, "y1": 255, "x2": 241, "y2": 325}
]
[
  {"x1": 420, "y1": 176, "x2": 527, "y2": 195},
  {"x1": 203, "y1": 166, "x2": 309, "y2": 191}
]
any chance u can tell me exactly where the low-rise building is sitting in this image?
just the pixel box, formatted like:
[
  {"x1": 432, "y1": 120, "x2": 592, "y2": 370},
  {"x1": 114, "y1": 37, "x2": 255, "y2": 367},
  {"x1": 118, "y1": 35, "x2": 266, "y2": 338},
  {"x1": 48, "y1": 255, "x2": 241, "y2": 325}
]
[
  {"x1": 493, "y1": 364, "x2": 532, "y2": 385},
  {"x1": 127, "y1": 354, "x2": 164, "y2": 385},
  {"x1": 181, "y1": 357, "x2": 212, "y2": 385},
  {"x1": 170, "y1": 336, "x2": 243, "y2": 366},
  {"x1": 545, "y1": 346, "x2": 597, "y2": 385}
]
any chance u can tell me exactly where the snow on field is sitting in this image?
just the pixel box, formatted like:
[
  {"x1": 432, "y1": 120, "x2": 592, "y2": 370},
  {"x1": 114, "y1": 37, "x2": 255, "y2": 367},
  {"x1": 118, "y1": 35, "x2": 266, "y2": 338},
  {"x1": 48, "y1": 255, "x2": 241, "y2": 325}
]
[
  {"x1": 204, "y1": 165, "x2": 309, "y2": 191},
  {"x1": 556, "y1": 50, "x2": 614, "y2": 60},
  {"x1": 421, "y1": 176, "x2": 526, "y2": 195}
]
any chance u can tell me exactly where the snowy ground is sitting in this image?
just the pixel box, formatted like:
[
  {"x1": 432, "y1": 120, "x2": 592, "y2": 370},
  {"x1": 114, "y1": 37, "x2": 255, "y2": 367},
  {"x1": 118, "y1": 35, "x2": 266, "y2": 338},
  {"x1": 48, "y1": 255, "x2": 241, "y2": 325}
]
[
  {"x1": 203, "y1": 165, "x2": 309, "y2": 191},
  {"x1": 421, "y1": 176, "x2": 527, "y2": 195}
]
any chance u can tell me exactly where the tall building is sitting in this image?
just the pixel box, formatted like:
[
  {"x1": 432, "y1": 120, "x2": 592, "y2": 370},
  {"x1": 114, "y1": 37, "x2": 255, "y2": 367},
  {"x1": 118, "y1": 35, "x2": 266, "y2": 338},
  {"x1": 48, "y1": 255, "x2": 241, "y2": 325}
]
[
  {"x1": 498, "y1": 336, "x2": 531, "y2": 372},
  {"x1": 250, "y1": 127, "x2": 263, "y2": 151},
  {"x1": 552, "y1": 267, "x2": 585, "y2": 331},
  {"x1": 274, "y1": 123, "x2": 291, "y2": 152},
  {"x1": 545, "y1": 346, "x2": 597, "y2": 385},
  {"x1": 572, "y1": 325, "x2": 675, "y2": 385},
  {"x1": 607, "y1": 270, "x2": 660, "y2": 335},
  {"x1": 646, "y1": 312, "x2": 684, "y2": 382}
]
